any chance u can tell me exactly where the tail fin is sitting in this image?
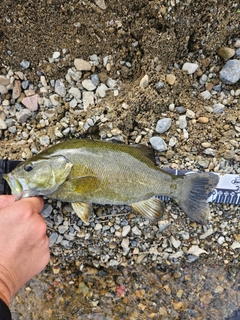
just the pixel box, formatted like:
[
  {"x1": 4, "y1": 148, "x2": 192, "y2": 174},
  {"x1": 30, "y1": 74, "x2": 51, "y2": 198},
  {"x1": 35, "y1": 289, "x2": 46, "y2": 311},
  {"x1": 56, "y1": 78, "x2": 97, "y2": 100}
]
[{"x1": 175, "y1": 172, "x2": 219, "y2": 224}]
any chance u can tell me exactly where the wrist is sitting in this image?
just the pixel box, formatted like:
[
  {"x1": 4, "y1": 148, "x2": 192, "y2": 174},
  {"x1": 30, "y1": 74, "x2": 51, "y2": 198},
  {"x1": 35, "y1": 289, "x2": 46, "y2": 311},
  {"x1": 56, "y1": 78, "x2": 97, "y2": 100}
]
[
  {"x1": 0, "y1": 264, "x2": 16, "y2": 306},
  {"x1": 0, "y1": 282, "x2": 10, "y2": 307}
]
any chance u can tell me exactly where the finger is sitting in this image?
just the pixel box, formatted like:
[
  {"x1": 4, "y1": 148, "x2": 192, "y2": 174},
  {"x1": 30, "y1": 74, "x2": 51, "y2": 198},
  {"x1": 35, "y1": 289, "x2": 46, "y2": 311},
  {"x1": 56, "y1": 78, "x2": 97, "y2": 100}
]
[
  {"x1": 0, "y1": 195, "x2": 16, "y2": 209},
  {"x1": 19, "y1": 197, "x2": 44, "y2": 214}
]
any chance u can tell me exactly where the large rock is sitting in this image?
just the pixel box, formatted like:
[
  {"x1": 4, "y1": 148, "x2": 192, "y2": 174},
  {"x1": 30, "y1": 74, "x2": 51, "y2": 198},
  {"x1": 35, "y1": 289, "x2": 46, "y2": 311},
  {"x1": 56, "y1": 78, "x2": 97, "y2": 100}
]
[{"x1": 220, "y1": 59, "x2": 240, "y2": 84}]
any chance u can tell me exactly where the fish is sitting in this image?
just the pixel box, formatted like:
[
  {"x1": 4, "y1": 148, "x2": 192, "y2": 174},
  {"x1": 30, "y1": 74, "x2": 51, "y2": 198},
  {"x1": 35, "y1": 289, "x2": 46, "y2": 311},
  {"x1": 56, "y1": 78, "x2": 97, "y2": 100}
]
[{"x1": 4, "y1": 139, "x2": 219, "y2": 224}]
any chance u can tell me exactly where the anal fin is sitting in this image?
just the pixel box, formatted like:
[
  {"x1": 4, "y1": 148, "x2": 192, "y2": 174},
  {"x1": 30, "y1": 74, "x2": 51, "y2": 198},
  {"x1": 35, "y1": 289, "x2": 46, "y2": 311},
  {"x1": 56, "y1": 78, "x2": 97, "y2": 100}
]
[
  {"x1": 130, "y1": 197, "x2": 164, "y2": 220},
  {"x1": 72, "y1": 202, "x2": 91, "y2": 224}
]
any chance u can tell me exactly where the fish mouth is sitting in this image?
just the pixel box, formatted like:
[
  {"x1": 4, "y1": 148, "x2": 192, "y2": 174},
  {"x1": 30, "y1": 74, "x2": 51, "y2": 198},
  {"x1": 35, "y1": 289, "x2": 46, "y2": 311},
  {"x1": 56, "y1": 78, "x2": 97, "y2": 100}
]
[{"x1": 3, "y1": 173, "x2": 28, "y2": 200}]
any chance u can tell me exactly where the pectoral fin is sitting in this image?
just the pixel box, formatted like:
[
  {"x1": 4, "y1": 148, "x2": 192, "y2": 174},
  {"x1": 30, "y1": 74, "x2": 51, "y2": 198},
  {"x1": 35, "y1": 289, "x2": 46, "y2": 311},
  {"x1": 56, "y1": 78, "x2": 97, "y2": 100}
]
[
  {"x1": 72, "y1": 202, "x2": 91, "y2": 223},
  {"x1": 130, "y1": 197, "x2": 164, "y2": 220},
  {"x1": 67, "y1": 176, "x2": 100, "y2": 194}
]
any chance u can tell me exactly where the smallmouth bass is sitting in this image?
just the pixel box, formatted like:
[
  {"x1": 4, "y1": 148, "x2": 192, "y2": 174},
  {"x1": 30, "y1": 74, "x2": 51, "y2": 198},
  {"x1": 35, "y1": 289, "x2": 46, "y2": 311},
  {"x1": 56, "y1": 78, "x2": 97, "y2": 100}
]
[{"x1": 4, "y1": 139, "x2": 219, "y2": 224}]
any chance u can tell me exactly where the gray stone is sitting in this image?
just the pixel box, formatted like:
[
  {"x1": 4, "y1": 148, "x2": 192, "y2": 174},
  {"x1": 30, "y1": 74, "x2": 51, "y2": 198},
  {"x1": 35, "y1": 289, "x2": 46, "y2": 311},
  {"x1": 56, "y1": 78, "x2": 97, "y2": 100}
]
[
  {"x1": 175, "y1": 106, "x2": 186, "y2": 114},
  {"x1": 199, "y1": 74, "x2": 208, "y2": 85},
  {"x1": 0, "y1": 85, "x2": 8, "y2": 95},
  {"x1": 156, "y1": 118, "x2": 172, "y2": 133},
  {"x1": 21, "y1": 80, "x2": 29, "y2": 90},
  {"x1": 16, "y1": 109, "x2": 32, "y2": 123},
  {"x1": 41, "y1": 204, "x2": 53, "y2": 218},
  {"x1": 39, "y1": 135, "x2": 50, "y2": 146},
  {"x1": 58, "y1": 225, "x2": 69, "y2": 234},
  {"x1": 235, "y1": 48, "x2": 240, "y2": 58},
  {"x1": 49, "y1": 232, "x2": 59, "y2": 247},
  {"x1": 220, "y1": 59, "x2": 240, "y2": 84},
  {"x1": 213, "y1": 103, "x2": 225, "y2": 113},
  {"x1": 20, "y1": 60, "x2": 30, "y2": 69},
  {"x1": 200, "y1": 90, "x2": 211, "y2": 100},
  {"x1": 91, "y1": 74, "x2": 99, "y2": 86},
  {"x1": 55, "y1": 79, "x2": 66, "y2": 97},
  {"x1": 155, "y1": 81, "x2": 164, "y2": 91},
  {"x1": 182, "y1": 62, "x2": 198, "y2": 74},
  {"x1": 150, "y1": 136, "x2": 168, "y2": 152},
  {"x1": 178, "y1": 115, "x2": 187, "y2": 129},
  {"x1": 203, "y1": 148, "x2": 216, "y2": 156}
]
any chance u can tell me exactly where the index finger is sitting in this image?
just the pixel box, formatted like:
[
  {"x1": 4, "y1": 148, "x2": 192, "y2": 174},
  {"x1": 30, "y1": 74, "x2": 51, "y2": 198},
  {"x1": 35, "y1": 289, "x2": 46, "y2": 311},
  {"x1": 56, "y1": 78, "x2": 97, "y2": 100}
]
[{"x1": 0, "y1": 195, "x2": 16, "y2": 209}]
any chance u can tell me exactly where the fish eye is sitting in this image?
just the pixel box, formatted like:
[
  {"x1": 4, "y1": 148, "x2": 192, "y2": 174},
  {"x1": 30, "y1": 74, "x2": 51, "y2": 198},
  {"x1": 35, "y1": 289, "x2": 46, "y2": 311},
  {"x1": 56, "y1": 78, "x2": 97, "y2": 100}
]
[{"x1": 24, "y1": 164, "x2": 33, "y2": 172}]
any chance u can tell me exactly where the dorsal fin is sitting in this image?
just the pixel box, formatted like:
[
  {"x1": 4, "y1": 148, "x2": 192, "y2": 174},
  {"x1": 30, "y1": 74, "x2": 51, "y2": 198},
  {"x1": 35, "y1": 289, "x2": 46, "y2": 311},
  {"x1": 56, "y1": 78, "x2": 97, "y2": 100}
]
[{"x1": 132, "y1": 144, "x2": 156, "y2": 164}]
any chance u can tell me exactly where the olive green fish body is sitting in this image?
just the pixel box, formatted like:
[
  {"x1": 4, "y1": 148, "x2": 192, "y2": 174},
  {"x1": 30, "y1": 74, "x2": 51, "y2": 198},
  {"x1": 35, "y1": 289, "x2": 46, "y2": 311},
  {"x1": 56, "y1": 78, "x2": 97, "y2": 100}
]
[{"x1": 4, "y1": 139, "x2": 219, "y2": 224}]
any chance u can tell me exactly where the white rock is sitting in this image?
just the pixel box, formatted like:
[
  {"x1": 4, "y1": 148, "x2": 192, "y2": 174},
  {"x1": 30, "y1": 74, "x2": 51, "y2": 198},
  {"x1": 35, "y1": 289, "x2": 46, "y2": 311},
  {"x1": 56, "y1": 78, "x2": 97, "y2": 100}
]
[
  {"x1": 39, "y1": 135, "x2": 50, "y2": 146},
  {"x1": 106, "y1": 77, "x2": 117, "y2": 88},
  {"x1": 55, "y1": 79, "x2": 66, "y2": 97},
  {"x1": 121, "y1": 238, "x2": 130, "y2": 253},
  {"x1": 0, "y1": 85, "x2": 8, "y2": 95},
  {"x1": 49, "y1": 94, "x2": 60, "y2": 106},
  {"x1": 52, "y1": 51, "x2": 60, "y2": 59},
  {"x1": 74, "y1": 58, "x2": 91, "y2": 71},
  {"x1": 96, "y1": 83, "x2": 108, "y2": 98},
  {"x1": 169, "y1": 136, "x2": 177, "y2": 147},
  {"x1": 122, "y1": 225, "x2": 131, "y2": 237},
  {"x1": 186, "y1": 109, "x2": 196, "y2": 118},
  {"x1": 170, "y1": 235, "x2": 181, "y2": 249},
  {"x1": 150, "y1": 136, "x2": 168, "y2": 152},
  {"x1": 68, "y1": 87, "x2": 81, "y2": 100},
  {"x1": 231, "y1": 241, "x2": 240, "y2": 250},
  {"x1": 40, "y1": 75, "x2": 48, "y2": 87},
  {"x1": 178, "y1": 115, "x2": 187, "y2": 129},
  {"x1": 187, "y1": 245, "x2": 208, "y2": 256},
  {"x1": 94, "y1": 223, "x2": 102, "y2": 231},
  {"x1": 139, "y1": 74, "x2": 149, "y2": 88},
  {"x1": 182, "y1": 62, "x2": 198, "y2": 74},
  {"x1": 82, "y1": 91, "x2": 94, "y2": 110},
  {"x1": 70, "y1": 98, "x2": 78, "y2": 108},
  {"x1": 82, "y1": 79, "x2": 96, "y2": 91},
  {"x1": 200, "y1": 90, "x2": 211, "y2": 100},
  {"x1": 132, "y1": 226, "x2": 141, "y2": 236},
  {"x1": 199, "y1": 227, "x2": 214, "y2": 239},
  {"x1": 217, "y1": 236, "x2": 225, "y2": 245},
  {"x1": 0, "y1": 119, "x2": 7, "y2": 130}
]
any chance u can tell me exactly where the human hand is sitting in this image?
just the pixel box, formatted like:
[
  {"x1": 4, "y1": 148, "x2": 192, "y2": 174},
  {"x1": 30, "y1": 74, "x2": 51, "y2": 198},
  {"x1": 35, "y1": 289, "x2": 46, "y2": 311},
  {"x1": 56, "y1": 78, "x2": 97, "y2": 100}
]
[{"x1": 0, "y1": 196, "x2": 50, "y2": 306}]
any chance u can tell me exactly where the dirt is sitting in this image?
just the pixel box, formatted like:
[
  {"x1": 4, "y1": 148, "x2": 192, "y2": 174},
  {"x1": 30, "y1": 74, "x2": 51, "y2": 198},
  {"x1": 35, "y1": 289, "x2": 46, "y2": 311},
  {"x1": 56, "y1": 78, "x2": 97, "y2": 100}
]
[{"x1": 1, "y1": 0, "x2": 240, "y2": 319}]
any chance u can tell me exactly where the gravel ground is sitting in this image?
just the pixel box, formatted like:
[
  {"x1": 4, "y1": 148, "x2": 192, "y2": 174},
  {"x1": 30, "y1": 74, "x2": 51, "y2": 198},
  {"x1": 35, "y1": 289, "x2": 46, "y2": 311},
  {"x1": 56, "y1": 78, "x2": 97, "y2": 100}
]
[{"x1": 0, "y1": 0, "x2": 240, "y2": 319}]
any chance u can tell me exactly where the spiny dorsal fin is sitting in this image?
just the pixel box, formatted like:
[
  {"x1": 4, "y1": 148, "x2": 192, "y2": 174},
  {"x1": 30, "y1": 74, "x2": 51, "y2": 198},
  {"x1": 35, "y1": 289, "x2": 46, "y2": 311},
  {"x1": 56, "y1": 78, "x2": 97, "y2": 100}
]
[{"x1": 132, "y1": 144, "x2": 156, "y2": 164}]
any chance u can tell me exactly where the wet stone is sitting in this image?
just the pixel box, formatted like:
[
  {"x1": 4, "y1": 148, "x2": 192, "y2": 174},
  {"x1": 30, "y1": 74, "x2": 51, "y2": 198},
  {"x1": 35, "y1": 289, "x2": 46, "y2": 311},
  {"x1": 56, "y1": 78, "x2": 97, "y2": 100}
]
[
  {"x1": 41, "y1": 204, "x2": 53, "y2": 218},
  {"x1": 213, "y1": 103, "x2": 225, "y2": 114},
  {"x1": 55, "y1": 80, "x2": 66, "y2": 97},
  {"x1": 49, "y1": 232, "x2": 58, "y2": 247}
]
